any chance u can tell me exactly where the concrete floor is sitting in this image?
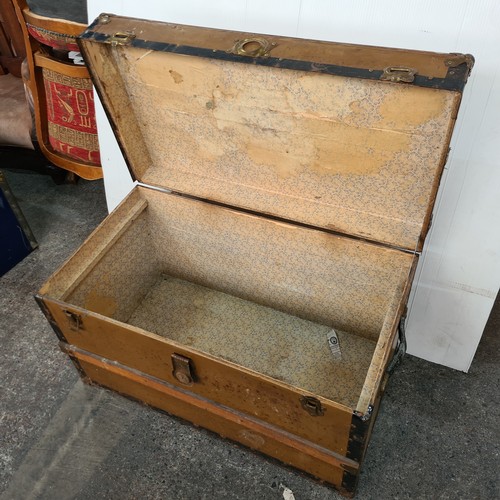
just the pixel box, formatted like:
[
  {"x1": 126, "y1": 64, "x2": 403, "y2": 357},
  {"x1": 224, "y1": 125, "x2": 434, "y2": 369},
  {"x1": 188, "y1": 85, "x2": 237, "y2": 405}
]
[{"x1": 0, "y1": 169, "x2": 499, "y2": 500}]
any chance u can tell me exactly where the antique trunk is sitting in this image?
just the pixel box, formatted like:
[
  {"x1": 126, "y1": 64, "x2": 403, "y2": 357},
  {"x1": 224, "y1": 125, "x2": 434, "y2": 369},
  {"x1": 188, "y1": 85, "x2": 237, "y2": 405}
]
[{"x1": 36, "y1": 14, "x2": 472, "y2": 497}]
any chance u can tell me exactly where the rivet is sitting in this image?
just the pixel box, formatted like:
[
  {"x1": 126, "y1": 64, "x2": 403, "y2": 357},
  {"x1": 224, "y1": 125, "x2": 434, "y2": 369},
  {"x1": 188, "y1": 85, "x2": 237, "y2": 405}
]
[{"x1": 99, "y1": 13, "x2": 111, "y2": 24}]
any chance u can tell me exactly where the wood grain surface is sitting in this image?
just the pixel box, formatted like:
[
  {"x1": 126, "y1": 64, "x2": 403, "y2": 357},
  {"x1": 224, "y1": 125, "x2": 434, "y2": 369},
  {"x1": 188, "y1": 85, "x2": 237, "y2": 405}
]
[
  {"x1": 73, "y1": 349, "x2": 358, "y2": 490},
  {"x1": 44, "y1": 296, "x2": 353, "y2": 456}
]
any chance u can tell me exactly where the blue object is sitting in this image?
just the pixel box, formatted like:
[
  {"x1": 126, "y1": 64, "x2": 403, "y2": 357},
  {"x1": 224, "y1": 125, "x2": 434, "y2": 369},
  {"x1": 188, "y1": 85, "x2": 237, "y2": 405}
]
[{"x1": 0, "y1": 172, "x2": 37, "y2": 276}]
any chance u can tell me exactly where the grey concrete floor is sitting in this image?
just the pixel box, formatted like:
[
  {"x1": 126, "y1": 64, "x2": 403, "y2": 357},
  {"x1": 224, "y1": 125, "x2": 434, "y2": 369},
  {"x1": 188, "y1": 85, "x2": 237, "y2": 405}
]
[{"x1": 0, "y1": 169, "x2": 499, "y2": 500}]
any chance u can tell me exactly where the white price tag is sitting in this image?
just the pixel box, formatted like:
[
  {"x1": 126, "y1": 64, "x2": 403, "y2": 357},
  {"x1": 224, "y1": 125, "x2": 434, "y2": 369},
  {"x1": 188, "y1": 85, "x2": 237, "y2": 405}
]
[
  {"x1": 327, "y1": 329, "x2": 342, "y2": 359},
  {"x1": 69, "y1": 51, "x2": 85, "y2": 65}
]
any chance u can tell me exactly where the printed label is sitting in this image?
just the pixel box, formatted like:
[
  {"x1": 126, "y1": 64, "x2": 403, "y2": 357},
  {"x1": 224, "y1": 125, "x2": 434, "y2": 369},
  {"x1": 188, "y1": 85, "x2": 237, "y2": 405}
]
[{"x1": 327, "y1": 329, "x2": 342, "y2": 359}]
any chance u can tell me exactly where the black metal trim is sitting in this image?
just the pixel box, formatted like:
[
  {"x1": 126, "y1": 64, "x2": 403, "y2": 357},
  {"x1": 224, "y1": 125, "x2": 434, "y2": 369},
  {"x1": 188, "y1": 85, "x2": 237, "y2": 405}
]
[
  {"x1": 86, "y1": 14, "x2": 104, "y2": 32},
  {"x1": 342, "y1": 414, "x2": 366, "y2": 495},
  {"x1": 340, "y1": 469, "x2": 359, "y2": 497},
  {"x1": 346, "y1": 411, "x2": 369, "y2": 463},
  {"x1": 34, "y1": 295, "x2": 67, "y2": 342},
  {"x1": 386, "y1": 316, "x2": 407, "y2": 375},
  {"x1": 59, "y1": 341, "x2": 90, "y2": 381},
  {"x1": 79, "y1": 29, "x2": 469, "y2": 92}
]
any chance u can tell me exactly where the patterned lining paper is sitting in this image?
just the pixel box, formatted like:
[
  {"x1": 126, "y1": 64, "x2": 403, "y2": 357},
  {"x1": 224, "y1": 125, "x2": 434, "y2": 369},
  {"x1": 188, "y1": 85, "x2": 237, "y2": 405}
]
[
  {"x1": 104, "y1": 46, "x2": 458, "y2": 250},
  {"x1": 140, "y1": 188, "x2": 413, "y2": 341},
  {"x1": 67, "y1": 210, "x2": 159, "y2": 322},
  {"x1": 128, "y1": 275, "x2": 376, "y2": 408},
  {"x1": 63, "y1": 188, "x2": 413, "y2": 406},
  {"x1": 40, "y1": 189, "x2": 145, "y2": 299}
]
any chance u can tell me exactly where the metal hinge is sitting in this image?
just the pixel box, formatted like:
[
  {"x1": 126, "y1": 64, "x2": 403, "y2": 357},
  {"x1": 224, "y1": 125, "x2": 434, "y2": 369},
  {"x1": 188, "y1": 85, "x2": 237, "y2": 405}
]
[
  {"x1": 380, "y1": 66, "x2": 416, "y2": 83},
  {"x1": 386, "y1": 315, "x2": 407, "y2": 374}
]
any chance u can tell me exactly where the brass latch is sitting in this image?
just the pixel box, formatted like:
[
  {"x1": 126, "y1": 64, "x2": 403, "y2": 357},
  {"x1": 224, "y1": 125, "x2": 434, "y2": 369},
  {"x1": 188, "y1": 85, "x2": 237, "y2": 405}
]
[
  {"x1": 108, "y1": 31, "x2": 136, "y2": 46},
  {"x1": 380, "y1": 66, "x2": 416, "y2": 83},
  {"x1": 171, "y1": 353, "x2": 195, "y2": 385},
  {"x1": 63, "y1": 310, "x2": 82, "y2": 331},
  {"x1": 300, "y1": 395, "x2": 325, "y2": 416},
  {"x1": 228, "y1": 37, "x2": 276, "y2": 58}
]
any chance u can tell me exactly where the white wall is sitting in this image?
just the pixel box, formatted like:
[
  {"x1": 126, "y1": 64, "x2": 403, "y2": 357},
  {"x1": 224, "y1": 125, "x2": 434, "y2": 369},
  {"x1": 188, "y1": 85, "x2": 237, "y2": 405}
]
[{"x1": 88, "y1": 0, "x2": 500, "y2": 372}]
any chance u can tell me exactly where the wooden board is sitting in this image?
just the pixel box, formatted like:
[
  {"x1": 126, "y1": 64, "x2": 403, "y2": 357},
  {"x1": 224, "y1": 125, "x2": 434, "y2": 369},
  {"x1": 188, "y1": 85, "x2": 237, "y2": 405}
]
[
  {"x1": 42, "y1": 296, "x2": 354, "y2": 456},
  {"x1": 70, "y1": 347, "x2": 359, "y2": 495}
]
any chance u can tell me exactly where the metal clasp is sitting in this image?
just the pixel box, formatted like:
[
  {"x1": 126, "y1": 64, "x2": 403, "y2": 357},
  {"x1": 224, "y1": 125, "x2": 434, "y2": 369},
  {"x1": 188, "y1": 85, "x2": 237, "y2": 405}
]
[
  {"x1": 108, "y1": 31, "x2": 136, "y2": 46},
  {"x1": 300, "y1": 395, "x2": 325, "y2": 416},
  {"x1": 229, "y1": 37, "x2": 276, "y2": 58},
  {"x1": 63, "y1": 310, "x2": 82, "y2": 332},
  {"x1": 380, "y1": 66, "x2": 416, "y2": 83},
  {"x1": 171, "y1": 353, "x2": 195, "y2": 385}
]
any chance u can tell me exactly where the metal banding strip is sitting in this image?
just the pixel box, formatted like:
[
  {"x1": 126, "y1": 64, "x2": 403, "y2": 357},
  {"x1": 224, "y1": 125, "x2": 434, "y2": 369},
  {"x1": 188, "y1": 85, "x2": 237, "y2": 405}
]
[
  {"x1": 79, "y1": 30, "x2": 470, "y2": 92},
  {"x1": 35, "y1": 295, "x2": 67, "y2": 342}
]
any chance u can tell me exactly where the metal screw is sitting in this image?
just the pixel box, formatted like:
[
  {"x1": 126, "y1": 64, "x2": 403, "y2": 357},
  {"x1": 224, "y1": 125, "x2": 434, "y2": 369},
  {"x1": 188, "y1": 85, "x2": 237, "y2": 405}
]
[{"x1": 174, "y1": 371, "x2": 192, "y2": 385}]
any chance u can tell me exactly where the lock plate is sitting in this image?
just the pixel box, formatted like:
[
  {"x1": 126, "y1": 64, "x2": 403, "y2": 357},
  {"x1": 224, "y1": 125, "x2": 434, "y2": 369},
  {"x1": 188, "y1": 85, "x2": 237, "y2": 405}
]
[
  {"x1": 63, "y1": 310, "x2": 82, "y2": 331},
  {"x1": 380, "y1": 66, "x2": 416, "y2": 83},
  {"x1": 172, "y1": 353, "x2": 195, "y2": 385},
  {"x1": 300, "y1": 395, "x2": 325, "y2": 416},
  {"x1": 108, "y1": 31, "x2": 136, "y2": 46}
]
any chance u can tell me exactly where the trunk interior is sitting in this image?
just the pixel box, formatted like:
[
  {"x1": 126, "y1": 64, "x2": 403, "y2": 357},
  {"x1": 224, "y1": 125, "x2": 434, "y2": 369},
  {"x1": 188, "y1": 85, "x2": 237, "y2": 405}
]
[{"x1": 43, "y1": 187, "x2": 415, "y2": 411}]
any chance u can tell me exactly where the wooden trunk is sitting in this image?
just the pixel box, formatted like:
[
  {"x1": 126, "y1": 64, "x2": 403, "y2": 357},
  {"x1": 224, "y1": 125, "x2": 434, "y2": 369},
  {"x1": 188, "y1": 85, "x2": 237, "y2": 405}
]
[{"x1": 36, "y1": 14, "x2": 473, "y2": 497}]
